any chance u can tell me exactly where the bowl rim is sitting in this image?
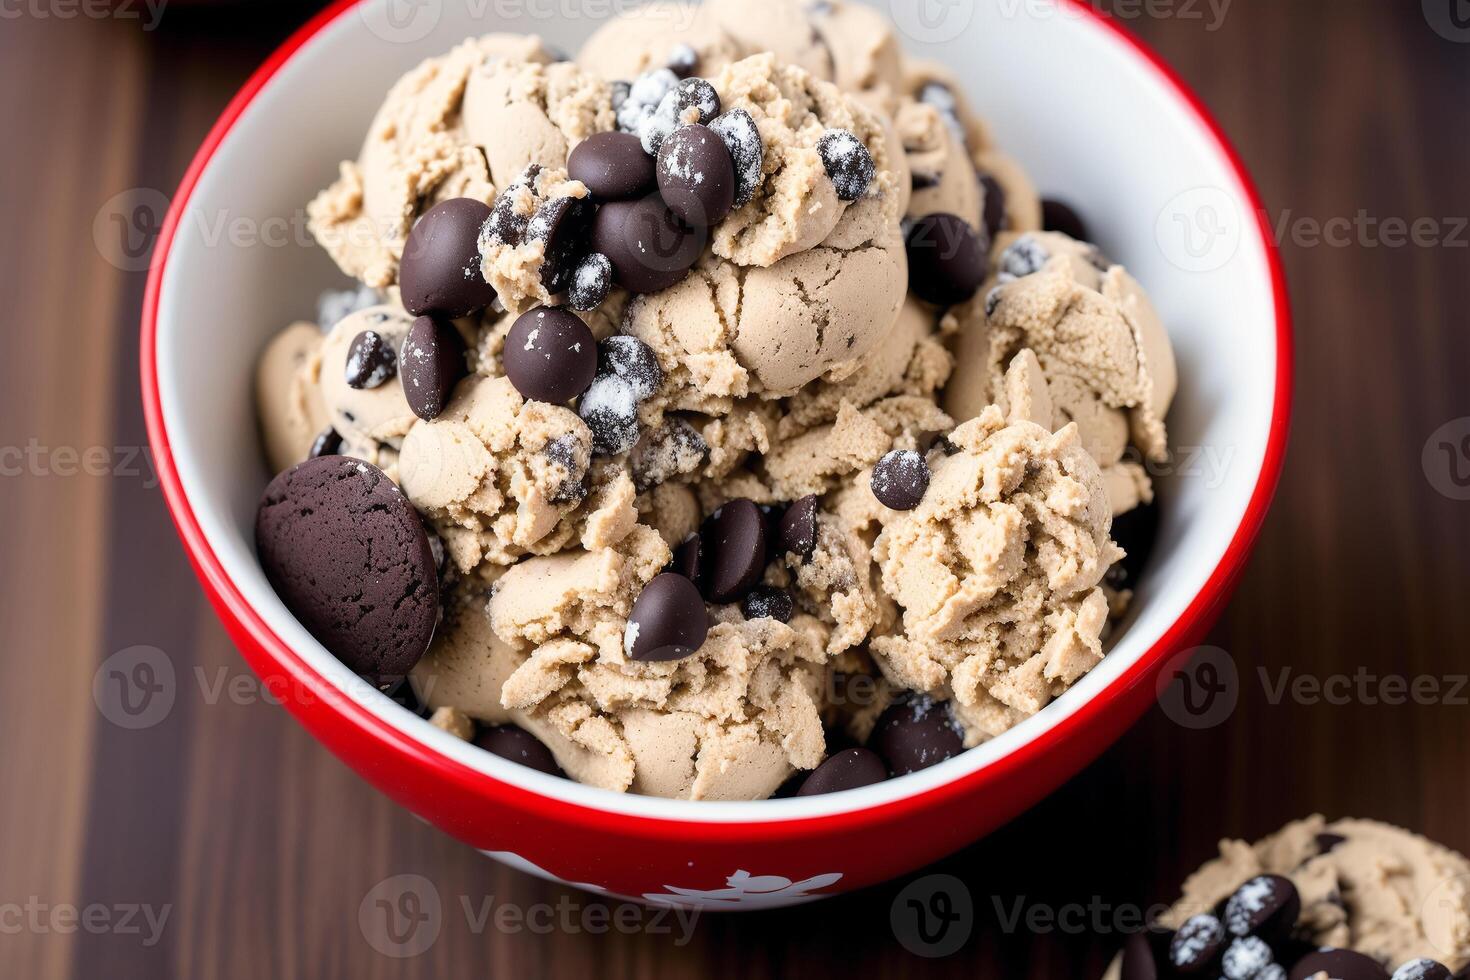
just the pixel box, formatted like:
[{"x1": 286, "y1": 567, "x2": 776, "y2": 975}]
[{"x1": 141, "y1": 0, "x2": 1293, "y2": 832}]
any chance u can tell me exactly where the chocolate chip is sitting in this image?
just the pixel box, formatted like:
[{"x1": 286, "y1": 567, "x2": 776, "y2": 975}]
[
  {"x1": 817, "y1": 128, "x2": 875, "y2": 201},
  {"x1": 710, "y1": 108, "x2": 763, "y2": 208},
  {"x1": 590, "y1": 196, "x2": 705, "y2": 294},
  {"x1": 568, "y1": 131, "x2": 657, "y2": 202},
  {"x1": 568, "y1": 252, "x2": 613, "y2": 312},
  {"x1": 626, "y1": 572, "x2": 709, "y2": 661},
  {"x1": 544, "y1": 433, "x2": 590, "y2": 503},
  {"x1": 1315, "y1": 831, "x2": 1348, "y2": 855},
  {"x1": 610, "y1": 80, "x2": 631, "y2": 113},
  {"x1": 1169, "y1": 914, "x2": 1226, "y2": 973},
  {"x1": 504, "y1": 307, "x2": 598, "y2": 404},
  {"x1": 979, "y1": 172, "x2": 1007, "y2": 241},
  {"x1": 871, "y1": 695, "x2": 963, "y2": 776},
  {"x1": 796, "y1": 747, "x2": 887, "y2": 796},
  {"x1": 475, "y1": 725, "x2": 564, "y2": 776},
  {"x1": 579, "y1": 336, "x2": 663, "y2": 456},
  {"x1": 1221, "y1": 937, "x2": 1275, "y2": 980},
  {"x1": 483, "y1": 165, "x2": 543, "y2": 247},
  {"x1": 630, "y1": 416, "x2": 708, "y2": 491},
  {"x1": 669, "y1": 533, "x2": 703, "y2": 588},
  {"x1": 1224, "y1": 874, "x2": 1301, "y2": 941},
  {"x1": 399, "y1": 198, "x2": 498, "y2": 318},
  {"x1": 255, "y1": 457, "x2": 438, "y2": 687},
  {"x1": 778, "y1": 494, "x2": 819, "y2": 563},
  {"x1": 1393, "y1": 961, "x2": 1454, "y2": 980},
  {"x1": 741, "y1": 587, "x2": 793, "y2": 623},
  {"x1": 398, "y1": 316, "x2": 466, "y2": 421},
  {"x1": 871, "y1": 449, "x2": 930, "y2": 510},
  {"x1": 344, "y1": 330, "x2": 397, "y2": 389},
  {"x1": 657, "y1": 123, "x2": 737, "y2": 228},
  {"x1": 308, "y1": 427, "x2": 343, "y2": 460},
  {"x1": 1121, "y1": 930, "x2": 1171, "y2": 980},
  {"x1": 527, "y1": 195, "x2": 597, "y2": 295},
  {"x1": 999, "y1": 234, "x2": 1051, "y2": 278},
  {"x1": 667, "y1": 43, "x2": 698, "y2": 78},
  {"x1": 675, "y1": 77, "x2": 720, "y2": 124},
  {"x1": 1258, "y1": 967, "x2": 1288, "y2": 980},
  {"x1": 1106, "y1": 499, "x2": 1160, "y2": 591},
  {"x1": 906, "y1": 212, "x2": 988, "y2": 306},
  {"x1": 700, "y1": 499, "x2": 768, "y2": 603},
  {"x1": 1042, "y1": 198, "x2": 1090, "y2": 241},
  {"x1": 1288, "y1": 950, "x2": 1390, "y2": 980}
]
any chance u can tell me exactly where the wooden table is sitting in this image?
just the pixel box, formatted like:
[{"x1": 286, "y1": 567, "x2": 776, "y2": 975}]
[{"x1": 3, "y1": 2, "x2": 1468, "y2": 976}]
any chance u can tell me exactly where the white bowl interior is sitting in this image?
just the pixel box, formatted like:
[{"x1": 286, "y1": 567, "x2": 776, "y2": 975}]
[{"x1": 156, "y1": 0, "x2": 1279, "y2": 822}]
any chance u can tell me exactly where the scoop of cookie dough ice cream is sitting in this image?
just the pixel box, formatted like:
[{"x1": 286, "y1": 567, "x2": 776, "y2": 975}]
[
  {"x1": 1103, "y1": 816, "x2": 1470, "y2": 978},
  {"x1": 577, "y1": 0, "x2": 743, "y2": 82},
  {"x1": 397, "y1": 373, "x2": 595, "y2": 574},
  {"x1": 869, "y1": 397, "x2": 1121, "y2": 744},
  {"x1": 709, "y1": 53, "x2": 899, "y2": 267},
  {"x1": 256, "y1": 321, "x2": 329, "y2": 474},
  {"x1": 620, "y1": 189, "x2": 908, "y2": 402},
  {"x1": 306, "y1": 36, "x2": 562, "y2": 289}
]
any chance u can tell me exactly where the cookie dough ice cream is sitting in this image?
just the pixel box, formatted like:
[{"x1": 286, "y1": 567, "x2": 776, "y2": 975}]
[
  {"x1": 253, "y1": 0, "x2": 1179, "y2": 800},
  {"x1": 1104, "y1": 816, "x2": 1470, "y2": 979}
]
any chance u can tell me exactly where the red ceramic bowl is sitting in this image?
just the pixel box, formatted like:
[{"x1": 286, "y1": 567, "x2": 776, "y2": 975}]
[{"x1": 141, "y1": 0, "x2": 1290, "y2": 907}]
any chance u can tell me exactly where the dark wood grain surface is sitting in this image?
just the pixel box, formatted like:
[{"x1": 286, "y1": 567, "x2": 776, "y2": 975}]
[{"x1": 2, "y1": 2, "x2": 1468, "y2": 977}]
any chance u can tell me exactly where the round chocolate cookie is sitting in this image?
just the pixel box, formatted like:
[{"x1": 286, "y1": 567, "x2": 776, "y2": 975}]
[{"x1": 255, "y1": 456, "x2": 438, "y2": 686}]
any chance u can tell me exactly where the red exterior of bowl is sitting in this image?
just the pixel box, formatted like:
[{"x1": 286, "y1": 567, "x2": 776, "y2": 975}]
[{"x1": 140, "y1": 0, "x2": 1292, "y2": 906}]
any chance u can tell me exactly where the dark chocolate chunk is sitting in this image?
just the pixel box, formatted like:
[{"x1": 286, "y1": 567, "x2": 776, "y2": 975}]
[
  {"x1": 670, "y1": 533, "x2": 703, "y2": 588},
  {"x1": 700, "y1": 499, "x2": 768, "y2": 603},
  {"x1": 710, "y1": 108, "x2": 763, "y2": 208},
  {"x1": 255, "y1": 456, "x2": 438, "y2": 687},
  {"x1": 626, "y1": 572, "x2": 709, "y2": 662},
  {"x1": 1224, "y1": 874, "x2": 1301, "y2": 941},
  {"x1": 741, "y1": 586, "x2": 793, "y2": 623},
  {"x1": 590, "y1": 196, "x2": 705, "y2": 294},
  {"x1": 1392, "y1": 961, "x2": 1453, "y2": 980},
  {"x1": 579, "y1": 335, "x2": 664, "y2": 456},
  {"x1": 871, "y1": 449, "x2": 930, "y2": 511},
  {"x1": 778, "y1": 494, "x2": 819, "y2": 563},
  {"x1": 667, "y1": 43, "x2": 698, "y2": 78},
  {"x1": 504, "y1": 307, "x2": 598, "y2": 404},
  {"x1": 1042, "y1": 198, "x2": 1090, "y2": 241},
  {"x1": 344, "y1": 330, "x2": 397, "y2": 389},
  {"x1": 629, "y1": 416, "x2": 708, "y2": 491},
  {"x1": 1288, "y1": 950, "x2": 1390, "y2": 980},
  {"x1": 657, "y1": 123, "x2": 737, "y2": 227},
  {"x1": 568, "y1": 252, "x2": 614, "y2": 311},
  {"x1": 1106, "y1": 499, "x2": 1160, "y2": 591},
  {"x1": 399, "y1": 316, "x2": 467, "y2": 421},
  {"x1": 1221, "y1": 937, "x2": 1275, "y2": 979},
  {"x1": 906, "y1": 212, "x2": 988, "y2": 306},
  {"x1": 528, "y1": 194, "x2": 597, "y2": 294},
  {"x1": 399, "y1": 198, "x2": 498, "y2": 318},
  {"x1": 475, "y1": 725, "x2": 564, "y2": 777},
  {"x1": 482, "y1": 165, "x2": 543, "y2": 247},
  {"x1": 817, "y1": 128, "x2": 875, "y2": 201},
  {"x1": 568, "y1": 131, "x2": 658, "y2": 202},
  {"x1": 870, "y1": 695, "x2": 963, "y2": 776},
  {"x1": 1170, "y1": 914, "x2": 1227, "y2": 973},
  {"x1": 796, "y1": 747, "x2": 887, "y2": 796},
  {"x1": 675, "y1": 77, "x2": 721, "y2": 125},
  {"x1": 1316, "y1": 832, "x2": 1348, "y2": 855},
  {"x1": 308, "y1": 427, "x2": 343, "y2": 460},
  {"x1": 1121, "y1": 930, "x2": 1172, "y2": 980},
  {"x1": 979, "y1": 172, "x2": 1007, "y2": 241}
]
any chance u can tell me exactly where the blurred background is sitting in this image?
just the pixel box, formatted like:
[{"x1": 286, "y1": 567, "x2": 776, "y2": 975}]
[{"x1": 1, "y1": 1, "x2": 1468, "y2": 977}]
